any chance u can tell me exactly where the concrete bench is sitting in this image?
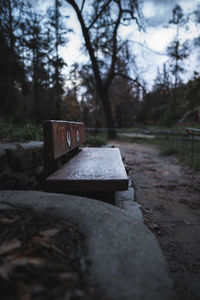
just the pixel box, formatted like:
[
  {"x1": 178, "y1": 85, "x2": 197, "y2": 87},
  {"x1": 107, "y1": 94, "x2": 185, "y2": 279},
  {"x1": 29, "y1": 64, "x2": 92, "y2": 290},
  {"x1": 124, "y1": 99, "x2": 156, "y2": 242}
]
[{"x1": 43, "y1": 120, "x2": 128, "y2": 203}]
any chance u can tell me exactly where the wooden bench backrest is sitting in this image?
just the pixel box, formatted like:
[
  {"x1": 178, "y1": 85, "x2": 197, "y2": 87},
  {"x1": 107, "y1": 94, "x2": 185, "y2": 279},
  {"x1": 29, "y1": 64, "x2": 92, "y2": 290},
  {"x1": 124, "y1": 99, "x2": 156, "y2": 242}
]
[{"x1": 43, "y1": 120, "x2": 85, "y2": 160}]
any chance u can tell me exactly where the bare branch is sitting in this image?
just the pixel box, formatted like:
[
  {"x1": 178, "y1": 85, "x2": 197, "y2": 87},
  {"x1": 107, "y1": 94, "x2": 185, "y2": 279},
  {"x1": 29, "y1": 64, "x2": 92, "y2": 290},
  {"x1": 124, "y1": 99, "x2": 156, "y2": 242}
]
[
  {"x1": 66, "y1": 0, "x2": 102, "y2": 88},
  {"x1": 88, "y1": 0, "x2": 112, "y2": 30},
  {"x1": 121, "y1": 9, "x2": 134, "y2": 18},
  {"x1": 114, "y1": 72, "x2": 147, "y2": 94},
  {"x1": 80, "y1": 0, "x2": 85, "y2": 12},
  {"x1": 104, "y1": 3, "x2": 122, "y2": 88}
]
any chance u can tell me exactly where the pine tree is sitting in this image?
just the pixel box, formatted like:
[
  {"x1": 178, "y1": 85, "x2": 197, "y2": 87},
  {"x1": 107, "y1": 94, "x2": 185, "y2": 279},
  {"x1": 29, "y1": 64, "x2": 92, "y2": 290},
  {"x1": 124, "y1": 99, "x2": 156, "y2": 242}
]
[{"x1": 167, "y1": 5, "x2": 189, "y2": 122}]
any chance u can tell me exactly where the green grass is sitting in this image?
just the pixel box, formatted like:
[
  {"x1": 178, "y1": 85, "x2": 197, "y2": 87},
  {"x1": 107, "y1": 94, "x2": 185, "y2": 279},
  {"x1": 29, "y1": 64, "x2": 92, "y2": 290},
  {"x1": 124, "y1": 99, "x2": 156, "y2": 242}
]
[
  {"x1": 0, "y1": 122, "x2": 43, "y2": 142},
  {"x1": 0, "y1": 122, "x2": 108, "y2": 147},
  {"x1": 118, "y1": 123, "x2": 200, "y2": 134},
  {"x1": 1, "y1": 122, "x2": 199, "y2": 170},
  {"x1": 119, "y1": 134, "x2": 200, "y2": 171},
  {"x1": 84, "y1": 133, "x2": 107, "y2": 147}
]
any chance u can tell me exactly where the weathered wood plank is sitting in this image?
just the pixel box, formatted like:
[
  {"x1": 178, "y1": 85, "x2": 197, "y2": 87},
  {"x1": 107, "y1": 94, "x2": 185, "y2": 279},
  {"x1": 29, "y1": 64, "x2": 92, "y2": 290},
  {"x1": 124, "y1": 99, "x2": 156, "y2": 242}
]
[
  {"x1": 43, "y1": 120, "x2": 85, "y2": 159},
  {"x1": 45, "y1": 148, "x2": 128, "y2": 192}
]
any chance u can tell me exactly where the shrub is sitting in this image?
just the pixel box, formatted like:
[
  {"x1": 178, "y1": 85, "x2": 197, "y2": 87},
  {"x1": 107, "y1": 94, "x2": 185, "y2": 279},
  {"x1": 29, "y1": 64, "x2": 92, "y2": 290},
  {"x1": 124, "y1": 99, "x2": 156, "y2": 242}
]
[
  {"x1": 84, "y1": 133, "x2": 107, "y2": 147},
  {"x1": 0, "y1": 122, "x2": 43, "y2": 142}
]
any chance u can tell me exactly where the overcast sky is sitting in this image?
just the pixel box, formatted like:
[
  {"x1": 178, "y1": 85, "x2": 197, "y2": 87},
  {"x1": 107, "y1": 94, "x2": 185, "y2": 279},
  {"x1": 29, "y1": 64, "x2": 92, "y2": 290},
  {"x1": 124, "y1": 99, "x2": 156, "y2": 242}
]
[
  {"x1": 36, "y1": 0, "x2": 200, "y2": 91},
  {"x1": 129, "y1": 0, "x2": 199, "y2": 89}
]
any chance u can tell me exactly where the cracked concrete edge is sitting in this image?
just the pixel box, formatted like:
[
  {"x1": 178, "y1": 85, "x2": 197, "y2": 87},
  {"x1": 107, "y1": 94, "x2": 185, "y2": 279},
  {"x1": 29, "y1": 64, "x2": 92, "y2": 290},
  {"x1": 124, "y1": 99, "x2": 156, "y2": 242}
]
[
  {"x1": 116, "y1": 179, "x2": 143, "y2": 222},
  {"x1": 0, "y1": 190, "x2": 174, "y2": 300},
  {"x1": 116, "y1": 188, "x2": 143, "y2": 222}
]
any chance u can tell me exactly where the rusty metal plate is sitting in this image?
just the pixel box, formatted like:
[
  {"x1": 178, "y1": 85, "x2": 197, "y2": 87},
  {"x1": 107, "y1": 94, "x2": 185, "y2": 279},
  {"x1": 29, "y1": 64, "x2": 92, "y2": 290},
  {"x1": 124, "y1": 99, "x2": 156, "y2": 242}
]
[
  {"x1": 45, "y1": 148, "x2": 129, "y2": 192},
  {"x1": 43, "y1": 120, "x2": 85, "y2": 159},
  {"x1": 185, "y1": 127, "x2": 200, "y2": 135}
]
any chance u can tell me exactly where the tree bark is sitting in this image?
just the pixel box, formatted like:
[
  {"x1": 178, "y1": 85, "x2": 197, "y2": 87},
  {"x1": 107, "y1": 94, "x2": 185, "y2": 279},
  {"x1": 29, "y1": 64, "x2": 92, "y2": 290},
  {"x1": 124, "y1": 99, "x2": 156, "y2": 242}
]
[
  {"x1": 66, "y1": 0, "x2": 117, "y2": 138},
  {"x1": 98, "y1": 86, "x2": 117, "y2": 138},
  {"x1": 55, "y1": 0, "x2": 60, "y2": 119}
]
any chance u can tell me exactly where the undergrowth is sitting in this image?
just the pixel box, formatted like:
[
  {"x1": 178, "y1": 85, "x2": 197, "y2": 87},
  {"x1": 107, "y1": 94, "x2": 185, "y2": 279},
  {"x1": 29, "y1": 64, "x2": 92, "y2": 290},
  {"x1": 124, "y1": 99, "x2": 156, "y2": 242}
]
[
  {"x1": 0, "y1": 122, "x2": 108, "y2": 147},
  {"x1": 0, "y1": 122, "x2": 43, "y2": 142},
  {"x1": 84, "y1": 133, "x2": 107, "y2": 147}
]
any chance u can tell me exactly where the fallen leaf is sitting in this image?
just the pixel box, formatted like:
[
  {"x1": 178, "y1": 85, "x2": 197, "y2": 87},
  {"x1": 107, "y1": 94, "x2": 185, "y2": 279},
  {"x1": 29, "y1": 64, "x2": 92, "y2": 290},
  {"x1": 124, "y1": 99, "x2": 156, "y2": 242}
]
[
  {"x1": 59, "y1": 272, "x2": 77, "y2": 280},
  {"x1": 7, "y1": 247, "x2": 38, "y2": 261},
  {"x1": 0, "y1": 238, "x2": 21, "y2": 255},
  {"x1": 32, "y1": 236, "x2": 53, "y2": 247},
  {"x1": 0, "y1": 218, "x2": 17, "y2": 224},
  {"x1": 68, "y1": 227, "x2": 75, "y2": 234},
  {"x1": 39, "y1": 228, "x2": 60, "y2": 237},
  {"x1": 33, "y1": 236, "x2": 67, "y2": 255},
  {"x1": 18, "y1": 281, "x2": 31, "y2": 300},
  {"x1": 51, "y1": 244, "x2": 68, "y2": 257},
  {"x1": 10, "y1": 256, "x2": 45, "y2": 266},
  {"x1": 0, "y1": 261, "x2": 14, "y2": 280}
]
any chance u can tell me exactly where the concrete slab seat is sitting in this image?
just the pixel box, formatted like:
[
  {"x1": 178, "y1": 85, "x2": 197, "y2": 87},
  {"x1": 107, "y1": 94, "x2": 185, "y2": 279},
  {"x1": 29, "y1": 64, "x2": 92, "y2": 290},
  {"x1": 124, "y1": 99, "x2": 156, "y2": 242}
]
[{"x1": 43, "y1": 121, "x2": 128, "y2": 203}]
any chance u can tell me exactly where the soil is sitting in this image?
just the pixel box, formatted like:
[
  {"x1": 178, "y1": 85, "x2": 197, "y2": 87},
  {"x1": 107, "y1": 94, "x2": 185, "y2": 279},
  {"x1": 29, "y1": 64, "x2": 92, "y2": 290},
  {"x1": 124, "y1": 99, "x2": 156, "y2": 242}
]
[
  {"x1": 111, "y1": 140, "x2": 200, "y2": 300},
  {"x1": 0, "y1": 203, "x2": 106, "y2": 300}
]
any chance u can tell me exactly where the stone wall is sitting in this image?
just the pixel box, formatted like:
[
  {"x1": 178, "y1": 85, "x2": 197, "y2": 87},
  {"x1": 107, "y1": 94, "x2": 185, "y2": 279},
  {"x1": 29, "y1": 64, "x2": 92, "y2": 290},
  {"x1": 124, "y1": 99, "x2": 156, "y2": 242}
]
[{"x1": 0, "y1": 141, "x2": 43, "y2": 190}]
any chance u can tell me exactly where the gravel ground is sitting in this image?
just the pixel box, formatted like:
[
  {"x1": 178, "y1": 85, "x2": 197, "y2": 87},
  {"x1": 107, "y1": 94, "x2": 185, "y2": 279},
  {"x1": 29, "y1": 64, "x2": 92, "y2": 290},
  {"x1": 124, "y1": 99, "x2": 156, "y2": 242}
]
[{"x1": 111, "y1": 141, "x2": 200, "y2": 300}]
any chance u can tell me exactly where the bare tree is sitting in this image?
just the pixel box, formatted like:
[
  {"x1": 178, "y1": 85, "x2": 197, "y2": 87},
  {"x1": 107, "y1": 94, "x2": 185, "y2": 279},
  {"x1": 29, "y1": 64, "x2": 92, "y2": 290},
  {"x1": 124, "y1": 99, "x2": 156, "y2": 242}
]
[{"x1": 65, "y1": 0, "x2": 141, "y2": 137}]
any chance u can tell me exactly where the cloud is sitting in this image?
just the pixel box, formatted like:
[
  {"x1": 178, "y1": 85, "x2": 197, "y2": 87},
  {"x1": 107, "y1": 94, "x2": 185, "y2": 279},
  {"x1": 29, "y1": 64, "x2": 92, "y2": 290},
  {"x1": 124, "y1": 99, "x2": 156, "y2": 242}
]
[
  {"x1": 143, "y1": 0, "x2": 193, "y2": 27},
  {"x1": 147, "y1": 0, "x2": 181, "y2": 5}
]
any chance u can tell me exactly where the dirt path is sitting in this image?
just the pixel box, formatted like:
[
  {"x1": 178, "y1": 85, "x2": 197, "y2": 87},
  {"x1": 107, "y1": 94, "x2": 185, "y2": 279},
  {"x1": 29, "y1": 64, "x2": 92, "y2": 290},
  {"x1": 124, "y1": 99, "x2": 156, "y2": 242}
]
[{"x1": 111, "y1": 141, "x2": 200, "y2": 300}]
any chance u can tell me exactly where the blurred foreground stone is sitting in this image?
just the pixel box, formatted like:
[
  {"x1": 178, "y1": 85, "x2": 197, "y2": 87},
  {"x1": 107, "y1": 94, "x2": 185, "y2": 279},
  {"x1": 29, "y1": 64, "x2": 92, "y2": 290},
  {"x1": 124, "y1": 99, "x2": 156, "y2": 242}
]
[{"x1": 0, "y1": 190, "x2": 175, "y2": 300}]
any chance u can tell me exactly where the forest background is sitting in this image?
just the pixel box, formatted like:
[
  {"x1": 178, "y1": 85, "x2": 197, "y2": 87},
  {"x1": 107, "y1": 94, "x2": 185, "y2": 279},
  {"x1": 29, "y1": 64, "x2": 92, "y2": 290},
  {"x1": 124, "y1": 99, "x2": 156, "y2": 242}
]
[{"x1": 0, "y1": 0, "x2": 200, "y2": 138}]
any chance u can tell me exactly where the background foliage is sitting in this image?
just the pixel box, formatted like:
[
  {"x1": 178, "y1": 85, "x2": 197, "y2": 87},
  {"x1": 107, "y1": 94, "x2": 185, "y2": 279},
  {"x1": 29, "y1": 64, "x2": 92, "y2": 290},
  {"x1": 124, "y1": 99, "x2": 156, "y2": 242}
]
[{"x1": 0, "y1": 1, "x2": 199, "y2": 130}]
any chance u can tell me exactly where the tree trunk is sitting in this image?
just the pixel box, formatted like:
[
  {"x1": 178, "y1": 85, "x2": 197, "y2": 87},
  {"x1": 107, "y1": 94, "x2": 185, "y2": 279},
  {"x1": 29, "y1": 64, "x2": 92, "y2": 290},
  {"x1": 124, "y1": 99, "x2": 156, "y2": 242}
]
[
  {"x1": 55, "y1": 0, "x2": 60, "y2": 119},
  {"x1": 98, "y1": 87, "x2": 117, "y2": 139},
  {"x1": 33, "y1": 49, "x2": 40, "y2": 122}
]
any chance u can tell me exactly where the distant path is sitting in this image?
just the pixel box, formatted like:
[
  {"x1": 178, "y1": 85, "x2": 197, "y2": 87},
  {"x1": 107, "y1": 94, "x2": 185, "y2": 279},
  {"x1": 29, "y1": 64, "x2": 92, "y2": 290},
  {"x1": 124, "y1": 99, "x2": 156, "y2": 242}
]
[
  {"x1": 111, "y1": 141, "x2": 200, "y2": 300},
  {"x1": 118, "y1": 133, "x2": 156, "y2": 139}
]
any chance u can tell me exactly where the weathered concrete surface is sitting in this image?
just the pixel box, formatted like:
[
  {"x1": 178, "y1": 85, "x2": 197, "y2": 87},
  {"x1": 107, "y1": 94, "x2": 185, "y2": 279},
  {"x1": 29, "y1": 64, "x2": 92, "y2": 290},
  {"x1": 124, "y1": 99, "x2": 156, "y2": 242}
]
[
  {"x1": 0, "y1": 190, "x2": 175, "y2": 300},
  {"x1": 116, "y1": 185, "x2": 143, "y2": 222}
]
